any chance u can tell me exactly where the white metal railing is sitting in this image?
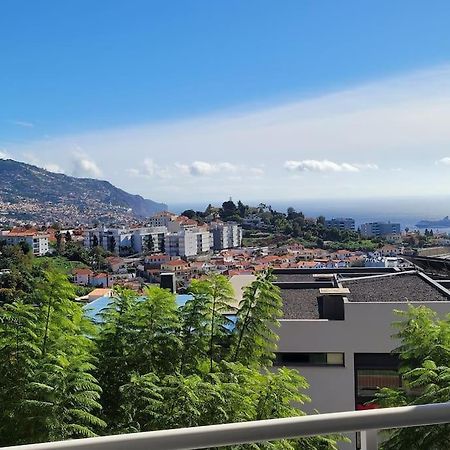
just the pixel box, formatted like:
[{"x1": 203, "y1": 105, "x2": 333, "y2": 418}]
[{"x1": 4, "y1": 402, "x2": 450, "y2": 450}]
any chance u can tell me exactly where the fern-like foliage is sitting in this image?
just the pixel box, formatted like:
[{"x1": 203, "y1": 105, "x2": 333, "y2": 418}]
[
  {"x1": 375, "y1": 306, "x2": 450, "y2": 449},
  {"x1": 0, "y1": 270, "x2": 105, "y2": 445},
  {"x1": 232, "y1": 270, "x2": 283, "y2": 367}
]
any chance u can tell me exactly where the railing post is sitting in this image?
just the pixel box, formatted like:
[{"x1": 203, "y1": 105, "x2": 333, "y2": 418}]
[{"x1": 360, "y1": 429, "x2": 378, "y2": 450}]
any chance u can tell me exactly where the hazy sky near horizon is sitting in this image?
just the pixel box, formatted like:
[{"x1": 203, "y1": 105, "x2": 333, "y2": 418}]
[{"x1": 2, "y1": 1, "x2": 450, "y2": 204}]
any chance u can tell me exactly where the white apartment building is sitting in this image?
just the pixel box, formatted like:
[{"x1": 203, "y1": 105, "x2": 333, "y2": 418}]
[
  {"x1": 166, "y1": 228, "x2": 212, "y2": 258},
  {"x1": 1, "y1": 230, "x2": 49, "y2": 256},
  {"x1": 84, "y1": 226, "x2": 167, "y2": 255},
  {"x1": 131, "y1": 227, "x2": 167, "y2": 254},
  {"x1": 269, "y1": 267, "x2": 450, "y2": 449},
  {"x1": 210, "y1": 221, "x2": 242, "y2": 251}
]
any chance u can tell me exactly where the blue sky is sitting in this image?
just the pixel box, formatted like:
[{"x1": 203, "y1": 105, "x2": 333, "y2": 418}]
[{"x1": 2, "y1": 1, "x2": 450, "y2": 204}]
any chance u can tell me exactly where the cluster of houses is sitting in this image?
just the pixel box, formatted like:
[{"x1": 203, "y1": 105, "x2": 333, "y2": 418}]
[
  {"x1": 4, "y1": 211, "x2": 450, "y2": 293},
  {"x1": 70, "y1": 241, "x2": 412, "y2": 290}
]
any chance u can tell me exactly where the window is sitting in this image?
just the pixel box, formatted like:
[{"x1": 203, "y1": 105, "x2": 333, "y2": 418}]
[
  {"x1": 354, "y1": 353, "x2": 401, "y2": 409},
  {"x1": 356, "y1": 369, "x2": 401, "y2": 398},
  {"x1": 275, "y1": 352, "x2": 344, "y2": 366}
]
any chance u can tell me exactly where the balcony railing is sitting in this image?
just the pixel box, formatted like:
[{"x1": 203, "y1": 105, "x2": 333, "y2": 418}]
[{"x1": 4, "y1": 402, "x2": 450, "y2": 450}]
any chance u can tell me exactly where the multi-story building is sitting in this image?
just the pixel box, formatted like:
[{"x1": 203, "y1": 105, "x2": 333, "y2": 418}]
[
  {"x1": 210, "y1": 221, "x2": 242, "y2": 251},
  {"x1": 131, "y1": 227, "x2": 167, "y2": 254},
  {"x1": 84, "y1": 226, "x2": 167, "y2": 255},
  {"x1": 267, "y1": 267, "x2": 450, "y2": 449},
  {"x1": 0, "y1": 230, "x2": 49, "y2": 256},
  {"x1": 166, "y1": 228, "x2": 212, "y2": 258},
  {"x1": 147, "y1": 211, "x2": 177, "y2": 228},
  {"x1": 360, "y1": 222, "x2": 401, "y2": 238},
  {"x1": 325, "y1": 217, "x2": 355, "y2": 231}
]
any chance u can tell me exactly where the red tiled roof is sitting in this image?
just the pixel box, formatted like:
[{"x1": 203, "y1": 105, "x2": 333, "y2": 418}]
[
  {"x1": 73, "y1": 268, "x2": 93, "y2": 275},
  {"x1": 164, "y1": 259, "x2": 188, "y2": 267}
]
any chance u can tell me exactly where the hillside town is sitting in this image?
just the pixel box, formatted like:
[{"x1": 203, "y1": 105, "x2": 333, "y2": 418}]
[{"x1": 2, "y1": 205, "x2": 450, "y2": 296}]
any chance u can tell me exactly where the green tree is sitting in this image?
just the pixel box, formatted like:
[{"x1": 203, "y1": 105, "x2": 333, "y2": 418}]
[
  {"x1": 232, "y1": 270, "x2": 283, "y2": 367},
  {"x1": 221, "y1": 200, "x2": 238, "y2": 219},
  {"x1": 189, "y1": 275, "x2": 235, "y2": 371},
  {"x1": 375, "y1": 306, "x2": 450, "y2": 449},
  {"x1": 95, "y1": 277, "x2": 345, "y2": 449},
  {"x1": 55, "y1": 231, "x2": 63, "y2": 253},
  {"x1": 0, "y1": 270, "x2": 105, "y2": 445},
  {"x1": 0, "y1": 301, "x2": 41, "y2": 445}
]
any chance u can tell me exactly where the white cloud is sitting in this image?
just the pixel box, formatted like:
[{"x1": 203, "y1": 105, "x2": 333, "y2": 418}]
[
  {"x1": 71, "y1": 152, "x2": 102, "y2": 178},
  {"x1": 438, "y1": 157, "x2": 450, "y2": 166},
  {"x1": 177, "y1": 161, "x2": 238, "y2": 177},
  {"x1": 5, "y1": 64, "x2": 450, "y2": 200},
  {"x1": 127, "y1": 158, "x2": 172, "y2": 179},
  {"x1": 284, "y1": 159, "x2": 361, "y2": 173}
]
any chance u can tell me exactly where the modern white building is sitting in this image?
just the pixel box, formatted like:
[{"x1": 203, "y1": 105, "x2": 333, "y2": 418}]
[
  {"x1": 0, "y1": 230, "x2": 49, "y2": 256},
  {"x1": 166, "y1": 228, "x2": 212, "y2": 258},
  {"x1": 84, "y1": 226, "x2": 167, "y2": 255},
  {"x1": 270, "y1": 267, "x2": 450, "y2": 449},
  {"x1": 210, "y1": 221, "x2": 242, "y2": 251},
  {"x1": 131, "y1": 227, "x2": 167, "y2": 254},
  {"x1": 360, "y1": 222, "x2": 401, "y2": 238}
]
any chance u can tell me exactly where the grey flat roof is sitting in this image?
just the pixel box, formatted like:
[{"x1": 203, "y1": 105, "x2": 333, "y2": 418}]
[
  {"x1": 276, "y1": 274, "x2": 316, "y2": 282},
  {"x1": 341, "y1": 273, "x2": 449, "y2": 303},
  {"x1": 281, "y1": 289, "x2": 321, "y2": 319},
  {"x1": 279, "y1": 272, "x2": 450, "y2": 319}
]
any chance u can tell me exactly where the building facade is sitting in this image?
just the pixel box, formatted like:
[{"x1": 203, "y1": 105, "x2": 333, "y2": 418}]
[
  {"x1": 0, "y1": 230, "x2": 49, "y2": 256},
  {"x1": 325, "y1": 217, "x2": 356, "y2": 231},
  {"x1": 269, "y1": 267, "x2": 450, "y2": 449},
  {"x1": 360, "y1": 222, "x2": 401, "y2": 238},
  {"x1": 210, "y1": 221, "x2": 242, "y2": 251}
]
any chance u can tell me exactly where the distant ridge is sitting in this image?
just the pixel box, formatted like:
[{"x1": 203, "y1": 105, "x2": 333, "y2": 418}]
[{"x1": 0, "y1": 159, "x2": 167, "y2": 224}]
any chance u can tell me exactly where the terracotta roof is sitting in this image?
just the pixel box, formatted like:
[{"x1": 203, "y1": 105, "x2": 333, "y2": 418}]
[
  {"x1": 93, "y1": 273, "x2": 108, "y2": 279},
  {"x1": 74, "y1": 268, "x2": 93, "y2": 275},
  {"x1": 164, "y1": 259, "x2": 188, "y2": 267}
]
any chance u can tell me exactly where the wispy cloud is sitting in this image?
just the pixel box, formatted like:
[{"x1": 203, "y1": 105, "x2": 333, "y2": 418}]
[
  {"x1": 22, "y1": 152, "x2": 64, "y2": 173},
  {"x1": 5, "y1": 64, "x2": 450, "y2": 200},
  {"x1": 9, "y1": 120, "x2": 35, "y2": 128}
]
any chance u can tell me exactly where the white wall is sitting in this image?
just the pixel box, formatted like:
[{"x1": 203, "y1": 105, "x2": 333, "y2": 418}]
[{"x1": 277, "y1": 300, "x2": 450, "y2": 449}]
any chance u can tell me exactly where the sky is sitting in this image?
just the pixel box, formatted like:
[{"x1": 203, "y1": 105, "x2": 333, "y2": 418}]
[{"x1": 2, "y1": 1, "x2": 450, "y2": 206}]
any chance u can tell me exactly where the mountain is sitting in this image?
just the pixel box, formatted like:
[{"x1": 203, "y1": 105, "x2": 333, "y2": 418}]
[
  {"x1": 416, "y1": 216, "x2": 450, "y2": 228},
  {"x1": 0, "y1": 159, "x2": 167, "y2": 224}
]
